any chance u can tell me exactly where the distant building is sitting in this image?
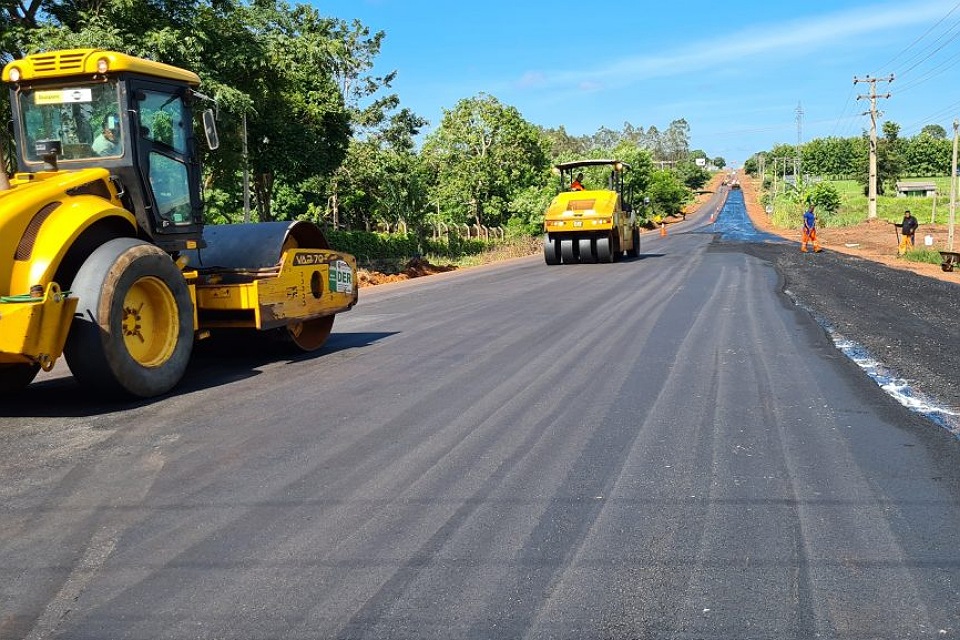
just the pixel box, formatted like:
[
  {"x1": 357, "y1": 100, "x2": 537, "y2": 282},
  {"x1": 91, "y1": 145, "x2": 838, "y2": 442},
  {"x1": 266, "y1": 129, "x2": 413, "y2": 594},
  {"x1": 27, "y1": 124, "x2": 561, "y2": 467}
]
[{"x1": 896, "y1": 181, "x2": 937, "y2": 198}]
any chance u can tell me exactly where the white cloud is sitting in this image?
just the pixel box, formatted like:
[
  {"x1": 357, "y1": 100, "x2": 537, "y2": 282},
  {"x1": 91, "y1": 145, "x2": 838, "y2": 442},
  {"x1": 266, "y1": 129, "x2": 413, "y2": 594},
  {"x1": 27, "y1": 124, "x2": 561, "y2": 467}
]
[{"x1": 515, "y1": 1, "x2": 958, "y2": 91}]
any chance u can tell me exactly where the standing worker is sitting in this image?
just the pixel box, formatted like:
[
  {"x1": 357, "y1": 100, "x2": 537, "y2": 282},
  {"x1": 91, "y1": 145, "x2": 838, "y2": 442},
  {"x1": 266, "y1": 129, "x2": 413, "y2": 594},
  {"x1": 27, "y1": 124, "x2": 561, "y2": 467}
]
[
  {"x1": 801, "y1": 203, "x2": 821, "y2": 253},
  {"x1": 898, "y1": 209, "x2": 919, "y2": 256}
]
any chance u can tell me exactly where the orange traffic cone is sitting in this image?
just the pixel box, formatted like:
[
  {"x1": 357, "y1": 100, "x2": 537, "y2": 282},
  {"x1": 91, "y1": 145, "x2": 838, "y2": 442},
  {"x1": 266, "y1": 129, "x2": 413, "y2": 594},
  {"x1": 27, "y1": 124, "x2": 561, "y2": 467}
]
[{"x1": 660, "y1": 223, "x2": 667, "y2": 237}]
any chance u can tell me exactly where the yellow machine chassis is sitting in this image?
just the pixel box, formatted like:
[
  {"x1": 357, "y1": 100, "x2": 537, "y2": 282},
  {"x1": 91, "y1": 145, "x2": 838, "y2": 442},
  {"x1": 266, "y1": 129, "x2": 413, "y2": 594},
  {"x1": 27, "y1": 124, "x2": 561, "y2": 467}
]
[
  {"x1": 193, "y1": 248, "x2": 357, "y2": 330},
  {"x1": 543, "y1": 189, "x2": 622, "y2": 234},
  {"x1": 0, "y1": 283, "x2": 78, "y2": 369},
  {"x1": 0, "y1": 248, "x2": 357, "y2": 371}
]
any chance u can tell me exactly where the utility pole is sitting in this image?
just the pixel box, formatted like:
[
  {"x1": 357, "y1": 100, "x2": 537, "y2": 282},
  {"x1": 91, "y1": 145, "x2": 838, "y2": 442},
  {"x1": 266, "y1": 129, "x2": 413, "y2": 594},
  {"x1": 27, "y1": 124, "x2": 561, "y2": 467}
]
[
  {"x1": 770, "y1": 156, "x2": 792, "y2": 196},
  {"x1": 242, "y1": 113, "x2": 251, "y2": 223},
  {"x1": 949, "y1": 119, "x2": 958, "y2": 252},
  {"x1": 795, "y1": 102, "x2": 803, "y2": 181},
  {"x1": 854, "y1": 74, "x2": 893, "y2": 220},
  {"x1": 771, "y1": 157, "x2": 778, "y2": 197}
]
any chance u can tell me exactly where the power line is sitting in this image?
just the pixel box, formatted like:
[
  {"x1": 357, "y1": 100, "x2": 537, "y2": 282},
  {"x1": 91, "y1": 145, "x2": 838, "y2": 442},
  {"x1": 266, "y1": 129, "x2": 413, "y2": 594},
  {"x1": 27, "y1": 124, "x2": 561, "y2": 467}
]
[
  {"x1": 830, "y1": 84, "x2": 859, "y2": 139},
  {"x1": 894, "y1": 46, "x2": 960, "y2": 94},
  {"x1": 874, "y1": 1, "x2": 960, "y2": 72}
]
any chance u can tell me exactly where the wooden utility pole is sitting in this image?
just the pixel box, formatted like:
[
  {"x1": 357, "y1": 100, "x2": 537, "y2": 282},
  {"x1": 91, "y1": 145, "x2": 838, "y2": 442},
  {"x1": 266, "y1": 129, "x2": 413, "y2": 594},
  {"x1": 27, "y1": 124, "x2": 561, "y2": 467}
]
[
  {"x1": 795, "y1": 102, "x2": 803, "y2": 180},
  {"x1": 854, "y1": 74, "x2": 893, "y2": 220},
  {"x1": 949, "y1": 119, "x2": 958, "y2": 252}
]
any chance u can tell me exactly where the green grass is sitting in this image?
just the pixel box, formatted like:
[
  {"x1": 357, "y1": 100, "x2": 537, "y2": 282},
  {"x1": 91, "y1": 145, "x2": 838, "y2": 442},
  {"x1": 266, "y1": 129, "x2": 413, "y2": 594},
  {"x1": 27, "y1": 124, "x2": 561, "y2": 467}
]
[
  {"x1": 769, "y1": 177, "x2": 953, "y2": 229},
  {"x1": 901, "y1": 246, "x2": 944, "y2": 265},
  {"x1": 426, "y1": 236, "x2": 541, "y2": 269}
]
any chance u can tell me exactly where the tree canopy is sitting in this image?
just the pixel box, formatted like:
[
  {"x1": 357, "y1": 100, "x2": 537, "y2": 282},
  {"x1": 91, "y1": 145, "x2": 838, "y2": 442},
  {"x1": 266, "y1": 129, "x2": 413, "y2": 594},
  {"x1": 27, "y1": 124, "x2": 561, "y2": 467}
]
[{"x1": 2, "y1": 1, "x2": 713, "y2": 236}]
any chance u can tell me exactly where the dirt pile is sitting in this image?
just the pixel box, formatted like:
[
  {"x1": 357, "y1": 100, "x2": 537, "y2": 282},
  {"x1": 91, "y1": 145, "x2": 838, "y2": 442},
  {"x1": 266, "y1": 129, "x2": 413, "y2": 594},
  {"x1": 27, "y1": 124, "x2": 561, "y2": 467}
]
[{"x1": 358, "y1": 257, "x2": 458, "y2": 287}]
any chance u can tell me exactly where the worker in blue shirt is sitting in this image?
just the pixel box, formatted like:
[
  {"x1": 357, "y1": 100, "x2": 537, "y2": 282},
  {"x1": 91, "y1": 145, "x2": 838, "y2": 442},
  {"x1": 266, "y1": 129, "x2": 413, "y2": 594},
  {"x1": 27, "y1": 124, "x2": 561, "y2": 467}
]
[{"x1": 801, "y1": 204, "x2": 821, "y2": 253}]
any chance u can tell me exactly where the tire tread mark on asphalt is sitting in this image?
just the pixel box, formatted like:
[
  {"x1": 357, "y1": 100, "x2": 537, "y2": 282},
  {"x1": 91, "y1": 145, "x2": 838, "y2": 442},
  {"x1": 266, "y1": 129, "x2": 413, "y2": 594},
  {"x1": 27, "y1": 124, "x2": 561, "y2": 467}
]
[
  {"x1": 22, "y1": 447, "x2": 166, "y2": 640},
  {"x1": 458, "y1": 258, "x2": 718, "y2": 640},
  {"x1": 334, "y1": 262, "x2": 698, "y2": 639}
]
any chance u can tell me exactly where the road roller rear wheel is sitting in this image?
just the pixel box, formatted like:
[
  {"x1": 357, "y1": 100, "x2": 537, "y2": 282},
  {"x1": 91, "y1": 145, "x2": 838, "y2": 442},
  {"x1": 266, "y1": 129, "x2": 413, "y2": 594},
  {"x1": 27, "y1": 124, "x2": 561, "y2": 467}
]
[
  {"x1": 579, "y1": 238, "x2": 597, "y2": 263},
  {"x1": 544, "y1": 235, "x2": 560, "y2": 265},
  {"x1": 627, "y1": 229, "x2": 640, "y2": 258},
  {"x1": 596, "y1": 235, "x2": 614, "y2": 263},
  {"x1": 64, "y1": 238, "x2": 193, "y2": 398}
]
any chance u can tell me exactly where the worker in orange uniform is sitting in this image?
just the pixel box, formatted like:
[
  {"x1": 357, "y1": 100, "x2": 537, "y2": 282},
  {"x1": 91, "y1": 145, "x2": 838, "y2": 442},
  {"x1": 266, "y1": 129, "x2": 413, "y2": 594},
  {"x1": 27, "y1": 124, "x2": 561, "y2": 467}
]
[
  {"x1": 801, "y1": 204, "x2": 821, "y2": 253},
  {"x1": 570, "y1": 172, "x2": 584, "y2": 191}
]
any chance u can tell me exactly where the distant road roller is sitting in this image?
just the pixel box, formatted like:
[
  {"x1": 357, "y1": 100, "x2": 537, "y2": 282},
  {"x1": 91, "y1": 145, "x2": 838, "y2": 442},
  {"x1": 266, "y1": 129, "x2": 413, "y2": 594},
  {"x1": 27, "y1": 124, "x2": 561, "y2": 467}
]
[
  {"x1": 0, "y1": 49, "x2": 357, "y2": 398},
  {"x1": 543, "y1": 159, "x2": 640, "y2": 265}
]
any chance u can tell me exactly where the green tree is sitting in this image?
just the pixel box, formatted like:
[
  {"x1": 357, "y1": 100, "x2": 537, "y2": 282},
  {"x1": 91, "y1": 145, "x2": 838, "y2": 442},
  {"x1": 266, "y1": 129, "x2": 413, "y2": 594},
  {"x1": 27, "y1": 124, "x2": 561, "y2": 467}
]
[
  {"x1": 421, "y1": 93, "x2": 549, "y2": 228},
  {"x1": 920, "y1": 124, "x2": 947, "y2": 139},
  {"x1": 662, "y1": 118, "x2": 690, "y2": 162},
  {"x1": 2, "y1": 0, "x2": 401, "y2": 224},
  {"x1": 321, "y1": 107, "x2": 428, "y2": 232},
  {"x1": 807, "y1": 182, "x2": 841, "y2": 213},
  {"x1": 801, "y1": 136, "x2": 864, "y2": 179},
  {"x1": 902, "y1": 131, "x2": 952, "y2": 177},
  {"x1": 674, "y1": 160, "x2": 710, "y2": 190},
  {"x1": 539, "y1": 125, "x2": 590, "y2": 162},
  {"x1": 645, "y1": 169, "x2": 689, "y2": 218}
]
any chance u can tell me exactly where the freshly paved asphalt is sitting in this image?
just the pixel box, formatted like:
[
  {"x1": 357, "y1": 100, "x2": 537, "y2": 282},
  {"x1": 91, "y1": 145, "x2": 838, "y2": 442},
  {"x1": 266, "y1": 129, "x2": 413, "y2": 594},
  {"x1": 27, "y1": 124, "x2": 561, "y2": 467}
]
[{"x1": 2, "y1": 189, "x2": 959, "y2": 639}]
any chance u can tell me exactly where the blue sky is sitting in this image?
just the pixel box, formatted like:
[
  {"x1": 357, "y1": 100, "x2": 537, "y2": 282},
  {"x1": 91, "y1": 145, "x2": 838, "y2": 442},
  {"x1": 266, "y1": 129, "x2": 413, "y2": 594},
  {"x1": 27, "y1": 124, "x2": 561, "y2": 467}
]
[{"x1": 312, "y1": 0, "x2": 960, "y2": 167}]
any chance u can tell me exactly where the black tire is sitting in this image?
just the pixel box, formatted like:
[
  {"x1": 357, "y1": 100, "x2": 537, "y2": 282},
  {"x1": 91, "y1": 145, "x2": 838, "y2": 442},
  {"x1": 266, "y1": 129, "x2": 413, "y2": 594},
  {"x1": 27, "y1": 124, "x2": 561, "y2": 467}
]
[
  {"x1": 627, "y1": 228, "x2": 640, "y2": 258},
  {"x1": 0, "y1": 363, "x2": 40, "y2": 395},
  {"x1": 543, "y1": 235, "x2": 560, "y2": 265},
  {"x1": 596, "y1": 234, "x2": 614, "y2": 263},
  {"x1": 64, "y1": 238, "x2": 194, "y2": 398},
  {"x1": 578, "y1": 237, "x2": 597, "y2": 264},
  {"x1": 560, "y1": 238, "x2": 577, "y2": 264}
]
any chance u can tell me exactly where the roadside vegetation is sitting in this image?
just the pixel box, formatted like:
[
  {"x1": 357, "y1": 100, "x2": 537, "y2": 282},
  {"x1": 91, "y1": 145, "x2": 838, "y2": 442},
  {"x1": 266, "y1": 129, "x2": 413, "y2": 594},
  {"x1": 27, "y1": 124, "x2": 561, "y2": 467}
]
[
  {"x1": 745, "y1": 121, "x2": 956, "y2": 264},
  {"x1": 1, "y1": 1, "x2": 721, "y2": 269}
]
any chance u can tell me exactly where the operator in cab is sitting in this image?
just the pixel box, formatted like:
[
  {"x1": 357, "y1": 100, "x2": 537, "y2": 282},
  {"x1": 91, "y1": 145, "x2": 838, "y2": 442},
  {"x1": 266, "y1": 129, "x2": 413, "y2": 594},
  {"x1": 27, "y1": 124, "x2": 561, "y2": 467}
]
[{"x1": 92, "y1": 113, "x2": 122, "y2": 156}]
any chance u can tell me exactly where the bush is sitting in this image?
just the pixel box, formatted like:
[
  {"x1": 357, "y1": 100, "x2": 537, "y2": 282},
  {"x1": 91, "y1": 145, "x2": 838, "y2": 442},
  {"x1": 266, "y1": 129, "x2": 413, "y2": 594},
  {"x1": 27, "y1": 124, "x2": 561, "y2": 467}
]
[
  {"x1": 326, "y1": 229, "x2": 504, "y2": 270},
  {"x1": 808, "y1": 182, "x2": 841, "y2": 213}
]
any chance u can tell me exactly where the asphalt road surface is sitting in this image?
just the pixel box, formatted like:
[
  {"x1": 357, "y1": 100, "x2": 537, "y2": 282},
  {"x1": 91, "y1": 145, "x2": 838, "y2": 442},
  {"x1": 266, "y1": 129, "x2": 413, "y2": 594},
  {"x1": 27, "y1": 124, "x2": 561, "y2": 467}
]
[{"x1": 2, "y1": 190, "x2": 960, "y2": 639}]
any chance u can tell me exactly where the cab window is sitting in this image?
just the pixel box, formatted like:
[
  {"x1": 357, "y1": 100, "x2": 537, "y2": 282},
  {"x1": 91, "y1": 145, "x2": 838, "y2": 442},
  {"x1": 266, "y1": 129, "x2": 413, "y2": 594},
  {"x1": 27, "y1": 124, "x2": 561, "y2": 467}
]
[
  {"x1": 18, "y1": 81, "x2": 124, "y2": 162},
  {"x1": 138, "y1": 90, "x2": 188, "y2": 154}
]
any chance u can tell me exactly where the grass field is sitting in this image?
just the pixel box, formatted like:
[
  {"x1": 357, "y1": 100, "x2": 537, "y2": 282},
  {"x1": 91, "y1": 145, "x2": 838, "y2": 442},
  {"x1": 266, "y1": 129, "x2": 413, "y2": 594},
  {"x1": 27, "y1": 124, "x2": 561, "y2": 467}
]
[{"x1": 770, "y1": 177, "x2": 957, "y2": 229}]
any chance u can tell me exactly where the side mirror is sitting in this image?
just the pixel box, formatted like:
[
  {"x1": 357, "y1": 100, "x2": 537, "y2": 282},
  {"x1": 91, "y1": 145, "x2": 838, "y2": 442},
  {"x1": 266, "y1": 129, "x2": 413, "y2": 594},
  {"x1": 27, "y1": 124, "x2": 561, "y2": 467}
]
[{"x1": 202, "y1": 109, "x2": 219, "y2": 150}]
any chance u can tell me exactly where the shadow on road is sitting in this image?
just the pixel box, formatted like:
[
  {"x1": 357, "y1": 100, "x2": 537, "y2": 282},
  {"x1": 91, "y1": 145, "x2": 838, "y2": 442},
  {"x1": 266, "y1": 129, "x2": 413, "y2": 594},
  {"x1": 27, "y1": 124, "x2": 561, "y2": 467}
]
[{"x1": 0, "y1": 331, "x2": 395, "y2": 419}]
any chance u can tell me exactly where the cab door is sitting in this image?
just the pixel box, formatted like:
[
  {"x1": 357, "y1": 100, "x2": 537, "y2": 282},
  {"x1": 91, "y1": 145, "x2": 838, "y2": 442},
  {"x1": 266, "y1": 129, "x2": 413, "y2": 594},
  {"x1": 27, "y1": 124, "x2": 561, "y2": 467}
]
[{"x1": 128, "y1": 79, "x2": 203, "y2": 242}]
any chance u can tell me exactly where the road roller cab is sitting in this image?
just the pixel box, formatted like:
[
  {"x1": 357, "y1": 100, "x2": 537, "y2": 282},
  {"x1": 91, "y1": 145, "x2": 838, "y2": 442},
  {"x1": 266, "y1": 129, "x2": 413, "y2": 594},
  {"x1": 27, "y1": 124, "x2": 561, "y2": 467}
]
[
  {"x1": 0, "y1": 49, "x2": 357, "y2": 398},
  {"x1": 543, "y1": 159, "x2": 640, "y2": 265}
]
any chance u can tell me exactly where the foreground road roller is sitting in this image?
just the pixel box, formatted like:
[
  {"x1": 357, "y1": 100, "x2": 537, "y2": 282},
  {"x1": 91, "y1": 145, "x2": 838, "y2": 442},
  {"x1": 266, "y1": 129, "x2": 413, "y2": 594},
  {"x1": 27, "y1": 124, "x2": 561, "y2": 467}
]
[
  {"x1": 0, "y1": 49, "x2": 357, "y2": 398},
  {"x1": 543, "y1": 159, "x2": 640, "y2": 265}
]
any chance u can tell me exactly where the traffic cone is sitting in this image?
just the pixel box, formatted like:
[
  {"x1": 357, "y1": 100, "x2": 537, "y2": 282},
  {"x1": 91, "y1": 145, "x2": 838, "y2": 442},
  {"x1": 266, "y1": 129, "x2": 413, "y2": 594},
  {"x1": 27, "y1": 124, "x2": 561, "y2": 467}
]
[{"x1": 660, "y1": 223, "x2": 666, "y2": 237}]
